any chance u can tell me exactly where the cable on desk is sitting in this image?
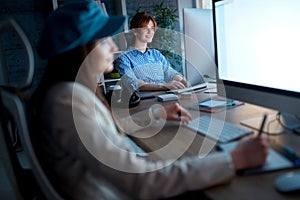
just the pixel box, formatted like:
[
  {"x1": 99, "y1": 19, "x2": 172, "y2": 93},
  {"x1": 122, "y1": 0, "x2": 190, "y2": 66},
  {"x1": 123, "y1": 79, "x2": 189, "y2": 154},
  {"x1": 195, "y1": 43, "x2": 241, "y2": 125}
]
[
  {"x1": 277, "y1": 112, "x2": 300, "y2": 136},
  {"x1": 249, "y1": 112, "x2": 285, "y2": 136}
]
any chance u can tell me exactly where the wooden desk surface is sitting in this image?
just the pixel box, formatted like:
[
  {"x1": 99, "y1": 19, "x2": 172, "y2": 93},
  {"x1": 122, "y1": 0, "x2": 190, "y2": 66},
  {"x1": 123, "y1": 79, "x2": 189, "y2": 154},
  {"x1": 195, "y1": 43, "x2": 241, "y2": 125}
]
[{"x1": 127, "y1": 90, "x2": 300, "y2": 200}]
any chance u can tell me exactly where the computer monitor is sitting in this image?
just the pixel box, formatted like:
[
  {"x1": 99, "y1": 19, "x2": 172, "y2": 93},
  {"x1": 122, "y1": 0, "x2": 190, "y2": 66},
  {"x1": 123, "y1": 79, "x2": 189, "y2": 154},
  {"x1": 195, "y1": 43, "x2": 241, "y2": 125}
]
[
  {"x1": 212, "y1": 0, "x2": 300, "y2": 131},
  {"x1": 183, "y1": 8, "x2": 216, "y2": 85}
]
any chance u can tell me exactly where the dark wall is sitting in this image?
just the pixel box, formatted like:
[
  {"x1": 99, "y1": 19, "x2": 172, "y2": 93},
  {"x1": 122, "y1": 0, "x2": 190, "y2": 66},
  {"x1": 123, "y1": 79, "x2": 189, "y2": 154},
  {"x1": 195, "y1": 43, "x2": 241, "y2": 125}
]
[
  {"x1": 0, "y1": 0, "x2": 52, "y2": 93},
  {"x1": 0, "y1": 0, "x2": 180, "y2": 93},
  {"x1": 126, "y1": 0, "x2": 179, "y2": 31}
]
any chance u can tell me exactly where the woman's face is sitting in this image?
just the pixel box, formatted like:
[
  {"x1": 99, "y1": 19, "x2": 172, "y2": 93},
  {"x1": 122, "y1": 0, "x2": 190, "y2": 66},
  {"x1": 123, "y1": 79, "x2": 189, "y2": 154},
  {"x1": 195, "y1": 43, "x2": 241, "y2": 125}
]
[
  {"x1": 87, "y1": 37, "x2": 118, "y2": 74},
  {"x1": 77, "y1": 37, "x2": 118, "y2": 90},
  {"x1": 134, "y1": 20, "x2": 156, "y2": 43}
]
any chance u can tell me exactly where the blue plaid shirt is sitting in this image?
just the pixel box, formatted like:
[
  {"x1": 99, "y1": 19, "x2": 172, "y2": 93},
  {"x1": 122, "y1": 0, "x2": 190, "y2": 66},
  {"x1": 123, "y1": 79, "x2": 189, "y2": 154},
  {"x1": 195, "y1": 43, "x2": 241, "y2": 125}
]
[{"x1": 114, "y1": 47, "x2": 180, "y2": 91}]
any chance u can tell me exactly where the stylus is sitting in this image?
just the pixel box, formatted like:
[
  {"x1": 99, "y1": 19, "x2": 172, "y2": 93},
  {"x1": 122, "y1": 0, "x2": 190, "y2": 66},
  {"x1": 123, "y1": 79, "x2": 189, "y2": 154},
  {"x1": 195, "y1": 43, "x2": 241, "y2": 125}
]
[{"x1": 257, "y1": 114, "x2": 267, "y2": 137}]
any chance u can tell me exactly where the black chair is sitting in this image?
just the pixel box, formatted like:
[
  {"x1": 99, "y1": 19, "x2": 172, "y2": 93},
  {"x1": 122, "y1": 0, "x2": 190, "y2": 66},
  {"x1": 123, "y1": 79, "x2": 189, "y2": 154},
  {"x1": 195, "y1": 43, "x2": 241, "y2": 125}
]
[{"x1": 0, "y1": 19, "x2": 63, "y2": 200}]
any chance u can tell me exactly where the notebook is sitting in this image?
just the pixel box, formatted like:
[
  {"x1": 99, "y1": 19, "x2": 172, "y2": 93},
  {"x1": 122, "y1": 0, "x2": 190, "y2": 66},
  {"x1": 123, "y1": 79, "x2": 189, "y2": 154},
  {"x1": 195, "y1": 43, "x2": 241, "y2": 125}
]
[{"x1": 218, "y1": 141, "x2": 298, "y2": 175}]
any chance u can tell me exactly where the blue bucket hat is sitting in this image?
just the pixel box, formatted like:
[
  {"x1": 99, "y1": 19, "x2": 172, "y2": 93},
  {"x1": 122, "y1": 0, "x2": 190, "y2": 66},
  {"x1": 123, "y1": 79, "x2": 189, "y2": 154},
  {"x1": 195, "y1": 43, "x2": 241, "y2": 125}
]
[{"x1": 37, "y1": 0, "x2": 125, "y2": 59}]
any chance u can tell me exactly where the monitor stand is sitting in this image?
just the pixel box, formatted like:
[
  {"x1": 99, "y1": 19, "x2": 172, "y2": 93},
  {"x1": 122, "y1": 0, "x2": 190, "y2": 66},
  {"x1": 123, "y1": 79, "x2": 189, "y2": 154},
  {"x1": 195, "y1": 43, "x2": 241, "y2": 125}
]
[{"x1": 240, "y1": 112, "x2": 300, "y2": 135}]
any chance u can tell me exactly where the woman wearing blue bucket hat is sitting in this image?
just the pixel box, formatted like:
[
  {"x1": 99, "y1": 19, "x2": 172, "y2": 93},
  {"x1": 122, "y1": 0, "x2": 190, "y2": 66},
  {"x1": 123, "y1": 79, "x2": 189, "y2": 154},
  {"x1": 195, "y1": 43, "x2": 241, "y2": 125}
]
[{"x1": 32, "y1": 1, "x2": 269, "y2": 199}]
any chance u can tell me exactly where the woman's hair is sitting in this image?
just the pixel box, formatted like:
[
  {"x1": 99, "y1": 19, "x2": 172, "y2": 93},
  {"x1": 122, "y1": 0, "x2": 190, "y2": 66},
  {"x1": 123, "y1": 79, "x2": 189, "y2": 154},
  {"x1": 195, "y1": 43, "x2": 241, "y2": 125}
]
[
  {"x1": 32, "y1": 45, "x2": 87, "y2": 104},
  {"x1": 130, "y1": 12, "x2": 157, "y2": 29},
  {"x1": 32, "y1": 42, "x2": 109, "y2": 109}
]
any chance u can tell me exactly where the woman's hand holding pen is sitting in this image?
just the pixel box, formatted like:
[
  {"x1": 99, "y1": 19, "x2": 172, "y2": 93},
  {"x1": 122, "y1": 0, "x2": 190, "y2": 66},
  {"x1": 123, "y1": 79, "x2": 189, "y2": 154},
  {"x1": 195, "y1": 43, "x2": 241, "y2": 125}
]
[
  {"x1": 230, "y1": 135, "x2": 270, "y2": 171},
  {"x1": 230, "y1": 114, "x2": 270, "y2": 171}
]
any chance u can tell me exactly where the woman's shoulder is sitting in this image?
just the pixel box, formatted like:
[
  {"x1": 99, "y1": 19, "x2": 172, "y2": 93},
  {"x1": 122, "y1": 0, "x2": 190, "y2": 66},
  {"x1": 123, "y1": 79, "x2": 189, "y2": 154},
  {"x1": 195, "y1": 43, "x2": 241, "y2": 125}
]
[
  {"x1": 46, "y1": 82, "x2": 94, "y2": 104},
  {"x1": 46, "y1": 82, "x2": 72, "y2": 97},
  {"x1": 48, "y1": 82, "x2": 87, "y2": 94}
]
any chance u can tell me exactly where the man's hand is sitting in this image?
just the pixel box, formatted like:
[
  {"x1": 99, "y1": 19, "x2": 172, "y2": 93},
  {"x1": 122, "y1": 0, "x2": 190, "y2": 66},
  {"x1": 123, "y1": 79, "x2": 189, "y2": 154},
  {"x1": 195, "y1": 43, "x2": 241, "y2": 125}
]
[{"x1": 164, "y1": 80, "x2": 186, "y2": 90}]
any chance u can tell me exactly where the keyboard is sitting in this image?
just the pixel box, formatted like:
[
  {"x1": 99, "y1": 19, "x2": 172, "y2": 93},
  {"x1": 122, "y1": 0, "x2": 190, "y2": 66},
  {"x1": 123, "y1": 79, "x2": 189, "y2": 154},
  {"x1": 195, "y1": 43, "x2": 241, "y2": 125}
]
[
  {"x1": 166, "y1": 83, "x2": 207, "y2": 94},
  {"x1": 185, "y1": 116, "x2": 252, "y2": 143}
]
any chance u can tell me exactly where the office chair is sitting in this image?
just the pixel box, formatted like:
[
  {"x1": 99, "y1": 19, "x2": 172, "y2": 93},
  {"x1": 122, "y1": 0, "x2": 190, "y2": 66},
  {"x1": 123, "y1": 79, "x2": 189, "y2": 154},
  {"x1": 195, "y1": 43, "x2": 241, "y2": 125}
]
[
  {"x1": 0, "y1": 19, "x2": 63, "y2": 200},
  {"x1": 0, "y1": 119, "x2": 23, "y2": 200}
]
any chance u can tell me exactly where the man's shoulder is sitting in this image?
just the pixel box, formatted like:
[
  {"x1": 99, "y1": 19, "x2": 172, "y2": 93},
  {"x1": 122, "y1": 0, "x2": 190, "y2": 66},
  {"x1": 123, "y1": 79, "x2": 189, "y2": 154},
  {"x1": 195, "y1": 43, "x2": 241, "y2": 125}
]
[
  {"x1": 115, "y1": 48, "x2": 137, "y2": 60},
  {"x1": 148, "y1": 48, "x2": 164, "y2": 57},
  {"x1": 148, "y1": 48, "x2": 160, "y2": 53}
]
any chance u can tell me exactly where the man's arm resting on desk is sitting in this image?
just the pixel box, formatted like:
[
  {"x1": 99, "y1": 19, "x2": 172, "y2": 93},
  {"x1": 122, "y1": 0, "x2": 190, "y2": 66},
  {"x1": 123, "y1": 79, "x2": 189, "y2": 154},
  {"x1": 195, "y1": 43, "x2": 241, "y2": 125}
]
[
  {"x1": 138, "y1": 80, "x2": 186, "y2": 91},
  {"x1": 138, "y1": 81, "x2": 169, "y2": 91}
]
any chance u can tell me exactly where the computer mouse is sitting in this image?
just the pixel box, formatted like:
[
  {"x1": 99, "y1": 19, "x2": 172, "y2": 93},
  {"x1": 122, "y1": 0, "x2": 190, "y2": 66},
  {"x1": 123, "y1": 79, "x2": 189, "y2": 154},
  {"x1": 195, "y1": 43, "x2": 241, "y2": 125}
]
[{"x1": 274, "y1": 172, "x2": 300, "y2": 193}]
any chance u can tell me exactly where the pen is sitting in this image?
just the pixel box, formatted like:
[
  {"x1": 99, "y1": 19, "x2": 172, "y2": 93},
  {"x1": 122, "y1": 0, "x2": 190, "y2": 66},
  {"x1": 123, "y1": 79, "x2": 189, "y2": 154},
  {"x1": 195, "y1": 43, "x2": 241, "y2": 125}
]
[
  {"x1": 283, "y1": 146, "x2": 300, "y2": 166},
  {"x1": 257, "y1": 114, "x2": 267, "y2": 137},
  {"x1": 273, "y1": 143, "x2": 300, "y2": 166}
]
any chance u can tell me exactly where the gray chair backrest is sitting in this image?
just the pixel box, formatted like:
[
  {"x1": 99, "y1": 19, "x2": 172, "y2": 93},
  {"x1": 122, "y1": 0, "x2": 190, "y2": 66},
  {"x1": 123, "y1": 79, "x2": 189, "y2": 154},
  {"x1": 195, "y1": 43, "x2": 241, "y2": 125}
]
[
  {"x1": 0, "y1": 114, "x2": 23, "y2": 200},
  {"x1": 0, "y1": 19, "x2": 34, "y2": 89},
  {"x1": 0, "y1": 19, "x2": 63, "y2": 200},
  {"x1": 0, "y1": 88, "x2": 64, "y2": 200}
]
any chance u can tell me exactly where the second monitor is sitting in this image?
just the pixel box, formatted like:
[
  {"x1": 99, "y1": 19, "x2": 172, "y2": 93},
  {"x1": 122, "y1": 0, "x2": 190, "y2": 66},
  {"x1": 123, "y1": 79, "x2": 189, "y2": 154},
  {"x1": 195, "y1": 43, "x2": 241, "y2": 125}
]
[{"x1": 183, "y1": 8, "x2": 216, "y2": 85}]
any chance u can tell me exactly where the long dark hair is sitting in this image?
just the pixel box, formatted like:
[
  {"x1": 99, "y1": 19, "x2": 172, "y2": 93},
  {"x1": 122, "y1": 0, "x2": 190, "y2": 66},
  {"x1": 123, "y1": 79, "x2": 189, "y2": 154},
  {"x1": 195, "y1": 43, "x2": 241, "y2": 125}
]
[{"x1": 32, "y1": 43, "x2": 109, "y2": 110}]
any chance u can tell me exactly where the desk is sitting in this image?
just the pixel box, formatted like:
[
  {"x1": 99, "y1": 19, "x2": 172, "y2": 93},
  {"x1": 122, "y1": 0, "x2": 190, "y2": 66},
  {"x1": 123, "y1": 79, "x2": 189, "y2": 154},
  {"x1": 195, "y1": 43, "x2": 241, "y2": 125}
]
[{"x1": 127, "y1": 91, "x2": 300, "y2": 200}]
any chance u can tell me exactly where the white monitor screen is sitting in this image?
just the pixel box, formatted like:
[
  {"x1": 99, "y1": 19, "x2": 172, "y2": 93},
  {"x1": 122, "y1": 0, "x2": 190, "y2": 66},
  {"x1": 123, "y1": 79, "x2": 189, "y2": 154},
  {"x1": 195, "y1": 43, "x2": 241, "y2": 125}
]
[
  {"x1": 215, "y1": 0, "x2": 300, "y2": 93},
  {"x1": 183, "y1": 8, "x2": 215, "y2": 85}
]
